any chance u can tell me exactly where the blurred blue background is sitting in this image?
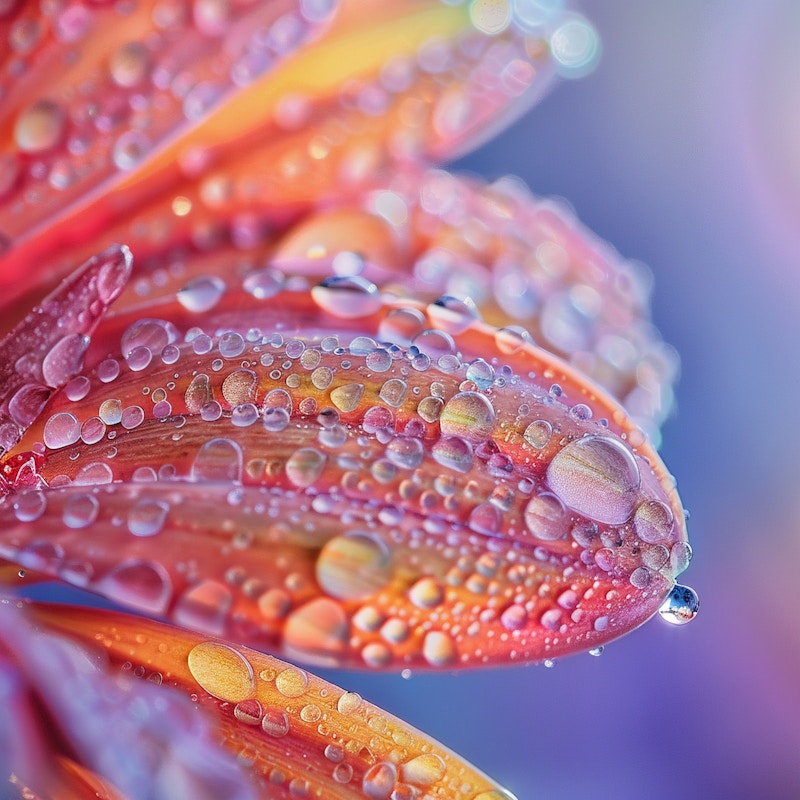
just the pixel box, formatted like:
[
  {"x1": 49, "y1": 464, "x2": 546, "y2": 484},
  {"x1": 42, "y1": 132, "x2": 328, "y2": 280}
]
[{"x1": 318, "y1": 2, "x2": 800, "y2": 798}]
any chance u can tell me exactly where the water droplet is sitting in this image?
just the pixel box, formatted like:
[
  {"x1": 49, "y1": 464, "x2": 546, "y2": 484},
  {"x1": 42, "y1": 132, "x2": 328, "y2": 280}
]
[
  {"x1": 13, "y1": 491, "x2": 46, "y2": 522},
  {"x1": 233, "y1": 698, "x2": 263, "y2": 725},
  {"x1": 61, "y1": 493, "x2": 99, "y2": 529},
  {"x1": 127, "y1": 499, "x2": 169, "y2": 537},
  {"x1": 311, "y1": 276, "x2": 380, "y2": 318},
  {"x1": 42, "y1": 334, "x2": 89, "y2": 387},
  {"x1": 177, "y1": 275, "x2": 226, "y2": 312},
  {"x1": 547, "y1": 435, "x2": 640, "y2": 525},
  {"x1": 192, "y1": 438, "x2": 243, "y2": 481},
  {"x1": 634, "y1": 499, "x2": 674, "y2": 543},
  {"x1": 523, "y1": 419, "x2": 552, "y2": 449},
  {"x1": 113, "y1": 131, "x2": 151, "y2": 170},
  {"x1": 330, "y1": 383, "x2": 364, "y2": 413},
  {"x1": 284, "y1": 597, "x2": 349, "y2": 661},
  {"x1": 187, "y1": 641, "x2": 256, "y2": 702},
  {"x1": 401, "y1": 753, "x2": 446, "y2": 786},
  {"x1": 43, "y1": 411, "x2": 80, "y2": 449},
  {"x1": 121, "y1": 319, "x2": 178, "y2": 359},
  {"x1": 275, "y1": 666, "x2": 309, "y2": 698},
  {"x1": 285, "y1": 447, "x2": 326, "y2": 487},
  {"x1": 440, "y1": 391, "x2": 496, "y2": 443},
  {"x1": 422, "y1": 630, "x2": 457, "y2": 667},
  {"x1": 362, "y1": 762, "x2": 397, "y2": 800},
  {"x1": 110, "y1": 42, "x2": 151, "y2": 87},
  {"x1": 431, "y1": 436, "x2": 473, "y2": 473},
  {"x1": 175, "y1": 579, "x2": 233, "y2": 635},
  {"x1": 523, "y1": 492, "x2": 566, "y2": 540},
  {"x1": 659, "y1": 583, "x2": 699, "y2": 625},
  {"x1": 243, "y1": 267, "x2": 284, "y2": 299},
  {"x1": 97, "y1": 559, "x2": 172, "y2": 615},
  {"x1": 219, "y1": 331, "x2": 246, "y2": 358},
  {"x1": 408, "y1": 577, "x2": 445, "y2": 609},
  {"x1": 261, "y1": 709, "x2": 290, "y2": 737},
  {"x1": 316, "y1": 533, "x2": 392, "y2": 601},
  {"x1": 15, "y1": 100, "x2": 65, "y2": 153}
]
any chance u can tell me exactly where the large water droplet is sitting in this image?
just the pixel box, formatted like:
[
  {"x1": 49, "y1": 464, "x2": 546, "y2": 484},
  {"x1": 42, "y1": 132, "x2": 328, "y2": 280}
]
[
  {"x1": 439, "y1": 391, "x2": 496, "y2": 443},
  {"x1": 283, "y1": 597, "x2": 349, "y2": 662},
  {"x1": 127, "y1": 499, "x2": 169, "y2": 537},
  {"x1": 658, "y1": 583, "x2": 699, "y2": 625},
  {"x1": 547, "y1": 435, "x2": 640, "y2": 525},
  {"x1": 192, "y1": 438, "x2": 243, "y2": 482},
  {"x1": 187, "y1": 641, "x2": 256, "y2": 701},
  {"x1": 311, "y1": 276, "x2": 380, "y2": 319},
  {"x1": 97, "y1": 559, "x2": 172, "y2": 615},
  {"x1": 316, "y1": 533, "x2": 392, "y2": 601},
  {"x1": 177, "y1": 275, "x2": 226, "y2": 312}
]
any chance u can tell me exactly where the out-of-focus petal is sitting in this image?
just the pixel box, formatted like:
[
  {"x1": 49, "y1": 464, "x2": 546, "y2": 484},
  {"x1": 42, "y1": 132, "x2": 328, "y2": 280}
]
[
  {"x1": 29, "y1": 601, "x2": 518, "y2": 800},
  {"x1": 0, "y1": 0, "x2": 338, "y2": 295},
  {"x1": 0, "y1": 272, "x2": 690, "y2": 668},
  {"x1": 0, "y1": 598, "x2": 258, "y2": 800},
  {"x1": 0, "y1": 0, "x2": 569, "y2": 306}
]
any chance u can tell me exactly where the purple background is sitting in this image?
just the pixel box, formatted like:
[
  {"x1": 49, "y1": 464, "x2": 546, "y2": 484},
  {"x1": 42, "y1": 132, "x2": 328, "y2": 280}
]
[{"x1": 317, "y1": 3, "x2": 800, "y2": 799}]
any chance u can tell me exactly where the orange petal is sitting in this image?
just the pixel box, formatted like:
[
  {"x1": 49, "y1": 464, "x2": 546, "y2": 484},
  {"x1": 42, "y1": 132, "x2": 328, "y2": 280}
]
[
  {"x1": 0, "y1": 278, "x2": 692, "y2": 668},
  {"x1": 29, "y1": 601, "x2": 518, "y2": 800},
  {"x1": 0, "y1": 1, "x2": 566, "y2": 308}
]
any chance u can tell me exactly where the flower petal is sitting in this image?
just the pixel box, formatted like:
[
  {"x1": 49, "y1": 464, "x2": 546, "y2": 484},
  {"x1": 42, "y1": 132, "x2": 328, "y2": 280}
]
[
  {"x1": 29, "y1": 600, "x2": 518, "y2": 800},
  {"x1": 0, "y1": 277, "x2": 689, "y2": 668}
]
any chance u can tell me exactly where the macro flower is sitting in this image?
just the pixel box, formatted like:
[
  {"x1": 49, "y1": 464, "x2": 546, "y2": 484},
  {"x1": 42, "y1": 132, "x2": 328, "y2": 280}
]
[{"x1": 0, "y1": 1, "x2": 698, "y2": 798}]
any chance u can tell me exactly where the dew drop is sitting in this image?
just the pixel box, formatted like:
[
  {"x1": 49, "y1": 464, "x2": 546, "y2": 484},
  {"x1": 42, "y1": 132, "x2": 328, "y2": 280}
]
[
  {"x1": 523, "y1": 492, "x2": 566, "y2": 540},
  {"x1": 63, "y1": 493, "x2": 99, "y2": 529},
  {"x1": 13, "y1": 491, "x2": 46, "y2": 522},
  {"x1": 261, "y1": 709, "x2": 290, "y2": 737},
  {"x1": 634, "y1": 499, "x2": 674, "y2": 543},
  {"x1": 362, "y1": 762, "x2": 397, "y2": 800},
  {"x1": 175, "y1": 579, "x2": 233, "y2": 636},
  {"x1": 311, "y1": 276, "x2": 380, "y2": 318},
  {"x1": 523, "y1": 419, "x2": 552, "y2": 449},
  {"x1": 330, "y1": 383, "x2": 364, "y2": 413},
  {"x1": 401, "y1": 753, "x2": 446, "y2": 787},
  {"x1": 285, "y1": 447, "x2": 326, "y2": 487},
  {"x1": 284, "y1": 597, "x2": 349, "y2": 660},
  {"x1": 439, "y1": 391, "x2": 496, "y2": 443},
  {"x1": 43, "y1": 412, "x2": 80, "y2": 449},
  {"x1": 547, "y1": 435, "x2": 640, "y2": 525},
  {"x1": 316, "y1": 533, "x2": 392, "y2": 601},
  {"x1": 42, "y1": 334, "x2": 88, "y2": 388},
  {"x1": 275, "y1": 666, "x2": 309, "y2": 698},
  {"x1": 127, "y1": 499, "x2": 169, "y2": 537},
  {"x1": 177, "y1": 275, "x2": 226, "y2": 312},
  {"x1": 187, "y1": 641, "x2": 256, "y2": 702},
  {"x1": 15, "y1": 100, "x2": 65, "y2": 153},
  {"x1": 422, "y1": 630, "x2": 457, "y2": 667},
  {"x1": 97, "y1": 559, "x2": 172, "y2": 615},
  {"x1": 658, "y1": 583, "x2": 699, "y2": 625},
  {"x1": 192, "y1": 438, "x2": 243, "y2": 481}
]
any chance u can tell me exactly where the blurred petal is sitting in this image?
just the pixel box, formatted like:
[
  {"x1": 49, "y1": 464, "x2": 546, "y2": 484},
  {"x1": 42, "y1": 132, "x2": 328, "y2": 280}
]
[
  {"x1": 0, "y1": 1, "x2": 568, "y2": 307},
  {"x1": 0, "y1": 272, "x2": 689, "y2": 668},
  {"x1": 0, "y1": 598, "x2": 258, "y2": 800},
  {"x1": 29, "y1": 601, "x2": 518, "y2": 800}
]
